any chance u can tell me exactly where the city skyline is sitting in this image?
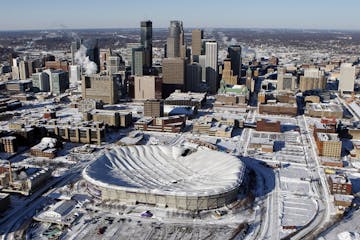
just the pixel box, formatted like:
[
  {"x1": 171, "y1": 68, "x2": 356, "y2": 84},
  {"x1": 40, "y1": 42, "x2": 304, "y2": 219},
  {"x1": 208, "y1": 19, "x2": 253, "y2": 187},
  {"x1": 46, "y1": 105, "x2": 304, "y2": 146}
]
[{"x1": 1, "y1": 0, "x2": 360, "y2": 31}]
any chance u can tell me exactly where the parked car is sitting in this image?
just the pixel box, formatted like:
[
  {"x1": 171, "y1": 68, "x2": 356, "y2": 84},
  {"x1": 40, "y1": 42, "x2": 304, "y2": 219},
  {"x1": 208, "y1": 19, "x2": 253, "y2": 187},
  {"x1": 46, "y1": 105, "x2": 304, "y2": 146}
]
[{"x1": 141, "y1": 210, "x2": 153, "y2": 218}]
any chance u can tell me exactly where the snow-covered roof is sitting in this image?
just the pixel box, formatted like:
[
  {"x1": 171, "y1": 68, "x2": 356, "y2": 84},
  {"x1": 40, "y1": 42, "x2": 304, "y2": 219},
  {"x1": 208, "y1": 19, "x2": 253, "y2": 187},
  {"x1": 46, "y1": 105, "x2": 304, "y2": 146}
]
[{"x1": 83, "y1": 145, "x2": 245, "y2": 197}]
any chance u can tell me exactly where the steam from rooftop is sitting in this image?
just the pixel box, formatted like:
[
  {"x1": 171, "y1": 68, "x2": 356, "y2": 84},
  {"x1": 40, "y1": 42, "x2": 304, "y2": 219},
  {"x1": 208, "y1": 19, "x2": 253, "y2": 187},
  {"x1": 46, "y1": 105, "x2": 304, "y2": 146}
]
[
  {"x1": 222, "y1": 36, "x2": 238, "y2": 46},
  {"x1": 74, "y1": 45, "x2": 97, "y2": 75}
]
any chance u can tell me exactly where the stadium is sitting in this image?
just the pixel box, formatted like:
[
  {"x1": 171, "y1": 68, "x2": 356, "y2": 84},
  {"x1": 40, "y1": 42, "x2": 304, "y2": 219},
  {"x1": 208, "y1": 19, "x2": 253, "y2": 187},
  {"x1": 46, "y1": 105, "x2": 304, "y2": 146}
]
[{"x1": 83, "y1": 145, "x2": 246, "y2": 210}]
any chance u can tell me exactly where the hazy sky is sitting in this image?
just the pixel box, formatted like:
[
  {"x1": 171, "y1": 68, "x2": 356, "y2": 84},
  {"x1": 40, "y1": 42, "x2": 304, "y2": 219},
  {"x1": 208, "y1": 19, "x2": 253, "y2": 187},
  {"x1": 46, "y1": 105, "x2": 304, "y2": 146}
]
[{"x1": 1, "y1": 0, "x2": 359, "y2": 30}]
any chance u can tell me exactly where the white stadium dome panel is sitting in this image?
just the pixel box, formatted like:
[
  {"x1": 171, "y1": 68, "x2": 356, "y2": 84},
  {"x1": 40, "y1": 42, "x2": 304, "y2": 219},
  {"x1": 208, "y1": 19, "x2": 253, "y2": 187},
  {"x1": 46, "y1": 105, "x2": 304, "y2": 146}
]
[{"x1": 83, "y1": 145, "x2": 246, "y2": 210}]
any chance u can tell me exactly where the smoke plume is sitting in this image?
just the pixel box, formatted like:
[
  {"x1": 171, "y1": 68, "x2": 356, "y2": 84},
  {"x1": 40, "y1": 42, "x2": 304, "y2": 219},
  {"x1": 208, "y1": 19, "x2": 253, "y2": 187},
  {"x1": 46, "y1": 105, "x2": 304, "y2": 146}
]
[
  {"x1": 222, "y1": 36, "x2": 239, "y2": 46},
  {"x1": 75, "y1": 45, "x2": 97, "y2": 75}
]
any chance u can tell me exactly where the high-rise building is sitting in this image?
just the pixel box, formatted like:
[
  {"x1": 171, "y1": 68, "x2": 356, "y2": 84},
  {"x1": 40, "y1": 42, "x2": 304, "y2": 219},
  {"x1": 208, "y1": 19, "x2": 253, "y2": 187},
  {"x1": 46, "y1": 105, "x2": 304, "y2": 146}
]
[
  {"x1": 132, "y1": 46, "x2": 145, "y2": 76},
  {"x1": 83, "y1": 39, "x2": 100, "y2": 73},
  {"x1": 166, "y1": 21, "x2": 184, "y2": 58},
  {"x1": 339, "y1": 63, "x2": 356, "y2": 93},
  {"x1": 192, "y1": 29, "x2": 203, "y2": 57},
  {"x1": 162, "y1": 58, "x2": 186, "y2": 97},
  {"x1": 228, "y1": 45, "x2": 242, "y2": 78},
  {"x1": 140, "y1": 20, "x2": 153, "y2": 69},
  {"x1": 71, "y1": 40, "x2": 81, "y2": 65},
  {"x1": 186, "y1": 63, "x2": 202, "y2": 92},
  {"x1": 134, "y1": 76, "x2": 162, "y2": 100},
  {"x1": 82, "y1": 74, "x2": 118, "y2": 104},
  {"x1": 162, "y1": 57, "x2": 185, "y2": 82},
  {"x1": 107, "y1": 56, "x2": 121, "y2": 75},
  {"x1": 69, "y1": 65, "x2": 81, "y2": 83},
  {"x1": 19, "y1": 60, "x2": 30, "y2": 80},
  {"x1": 205, "y1": 41, "x2": 218, "y2": 93},
  {"x1": 51, "y1": 70, "x2": 69, "y2": 95},
  {"x1": 299, "y1": 68, "x2": 326, "y2": 92},
  {"x1": 222, "y1": 59, "x2": 238, "y2": 85},
  {"x1": 246, "y1": 67, "x2": 253, "y2": 92},
  {"x1": 32, "y1": 72, "x2": 50, "y2": 92},
  {"x1": 277, "y1": 68, "x2": 296, "y2": 91},
  {"x1": 43, "y1": 69, "x2": 68, "y2": 94},
  {"x1": 100, "y1": 49, "x2": 112, "y2": 71},
  {"x1": 199, "y1": 55, "x2": 206, "y2": 81}
]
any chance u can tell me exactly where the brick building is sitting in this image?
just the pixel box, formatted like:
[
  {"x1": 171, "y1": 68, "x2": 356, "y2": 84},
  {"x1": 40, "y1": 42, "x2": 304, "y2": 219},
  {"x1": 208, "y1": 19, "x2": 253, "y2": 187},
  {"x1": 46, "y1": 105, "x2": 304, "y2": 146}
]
[
  {"x1": 256, "y1": 119, "x2": 281, "y2": 132},
  {"x1": 328, "y1": 174, "x2": 352, "y2": 195}
]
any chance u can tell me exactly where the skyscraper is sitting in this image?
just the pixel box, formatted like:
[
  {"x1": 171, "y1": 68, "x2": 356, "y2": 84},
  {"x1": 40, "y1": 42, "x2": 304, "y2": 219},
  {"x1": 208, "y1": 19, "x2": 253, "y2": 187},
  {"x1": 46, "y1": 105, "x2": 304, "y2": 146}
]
[
  {"x1": 83, "y1": 39, "x2": 100, "y2": 73},
  {"x1": 222, "y1": 59, "x2": 238, "y2": 85},
  {"x1": 166, "y1": 21, "x2": 184, "y2": 58},
  {"x1": 19, "y1": 60, "x2": 30, "y2": 80},
  {"x1": 246, "y1": 67, "x2": 253, "y2": 92},
  {"x1": 71, "y1": 40, "x2": 81, "y2": 65},
  {"x1": 186, "y1": 63, "x2": 202, "y2": 92},
  {"x1": 50, "y1": 70, "x2": 69, "y2": 95},
  {"x1": 140, "y1": 20, "x2": 152, "y2": 69},
  {"x1": 107, "y1": 56, "x2": 122, "y2": 75},
  {"x1": 69, "y1": 65, "x2": 81, "y2": 83},
  {"x1": 199, "y1": 55, "x2": 206, "y2": 81},
  {"x1": 132, "y1": 46, "x2": 145, "y2": 76},
  {"x1": 228, "y1": 45, "x2": 242, "y2": 78},
  {"x1": 339, "y1": 63, "x2": 356, "y2": 93},
  {"x1": 192, "y1": 29, "x2": 203, "y2": 57},
  {"x1": 32, "y1": 72, "x2": 50, "y2": 92},
  {"x1": 205, "y1": 41, "x2": 218, "y2": 93},
  {"x1": 162, "y1": 58, "x2": 185, "y2": 97}
]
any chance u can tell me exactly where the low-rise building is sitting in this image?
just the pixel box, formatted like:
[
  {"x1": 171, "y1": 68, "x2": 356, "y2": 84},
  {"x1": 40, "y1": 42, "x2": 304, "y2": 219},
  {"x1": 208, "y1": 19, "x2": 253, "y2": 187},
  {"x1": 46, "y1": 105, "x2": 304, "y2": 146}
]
[
  {"x1": 0, "y1": 165, "x2": 52, "y2": 196},
  {"x1": 259, "y1": 102, "x2": 298, "y2": 117},
  {"x1": 164, "y1": 91, "x2": 206, "y2": 108},
  {"x1": 193, "y1": 116, "x2": 234, "y2": 138},
  {"x1": 256, "y1": 119, "x2": 281, "y2": 133},
  {"x1": 334, "y1": 194, "x2": 354, "y2": 207},
  {"x1": 5, "y1": 79, "x2": 32, "y2": 93},
  {"x1": 0, "y1": 98, "x2": 22, "y2": 113},
  {"x1": 77, "y1": 99, "x2": 104, "y2": 113},
  {"x1": 350, "y1": 141, "x2": 360, "y2": 159},
  {"x1": 327, "y1": 174, "x2": 352, "y2": 195},
  {"x1": 30, "y1": 137, "x2": 60, "y2": 159},
  {"x1": 34, "y1": 200, "x2": 78, "y2": 226},
  {"x1": 84, "y1": 110, "x2": 132, "y2": 128},
  {"x1": 307, "y1": 103, "x2": 343, "y2": 119},
  {"x1": 45, "y1": 121, "x2": 105, "y2": 145},
  {"x1": 134, "y1": 115, "x2": 186, "y2": 133},
  {"x1": 144, "y1": 99, "x2": 164, "y2": 118}
]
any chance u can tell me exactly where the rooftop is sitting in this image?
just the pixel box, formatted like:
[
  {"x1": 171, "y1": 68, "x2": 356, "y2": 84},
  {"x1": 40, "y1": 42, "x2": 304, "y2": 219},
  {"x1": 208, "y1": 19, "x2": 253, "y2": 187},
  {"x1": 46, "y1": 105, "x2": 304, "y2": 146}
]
[
  {"x1": 328, "y1": 174, "x2": 351, "y2": 185},
  {"x1": 308, "y1": 103, "x2": 343, "y2": 112},
  {"x1": 83, "y1": 145, "x2": 245, "y2": 197},
  {"x1": 165, "y1": 91, "x2": 206, "y2": 102},
  {"x1": 317, "y1": 132, "x2": 340, "y2": 142}
]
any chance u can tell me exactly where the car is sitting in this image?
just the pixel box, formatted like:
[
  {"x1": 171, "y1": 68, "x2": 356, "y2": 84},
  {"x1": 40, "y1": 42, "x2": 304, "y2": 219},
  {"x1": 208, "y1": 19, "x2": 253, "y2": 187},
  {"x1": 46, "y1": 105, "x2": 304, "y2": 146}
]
[
  {"x1": 141, "y1": 210, "x2": 153, "y2": 218},
  {"x1": 98, "y1": 226, "x2": 107, "y2": 235}
]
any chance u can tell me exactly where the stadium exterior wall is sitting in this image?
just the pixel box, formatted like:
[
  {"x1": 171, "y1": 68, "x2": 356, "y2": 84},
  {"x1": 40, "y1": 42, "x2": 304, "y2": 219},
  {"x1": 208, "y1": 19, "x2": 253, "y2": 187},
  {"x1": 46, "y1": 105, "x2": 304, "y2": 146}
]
[{"x1": 86, "y1": 182, "x2": 239, "y2": 211}]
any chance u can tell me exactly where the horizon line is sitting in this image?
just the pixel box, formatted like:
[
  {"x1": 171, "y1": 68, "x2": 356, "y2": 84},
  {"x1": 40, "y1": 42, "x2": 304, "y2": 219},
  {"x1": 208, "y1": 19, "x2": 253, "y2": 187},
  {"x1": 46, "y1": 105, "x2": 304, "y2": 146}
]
[{"x1": 1, "y1": 26, "x2": 360, "y2": 33}]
